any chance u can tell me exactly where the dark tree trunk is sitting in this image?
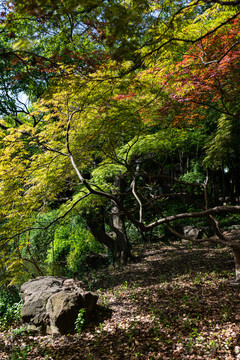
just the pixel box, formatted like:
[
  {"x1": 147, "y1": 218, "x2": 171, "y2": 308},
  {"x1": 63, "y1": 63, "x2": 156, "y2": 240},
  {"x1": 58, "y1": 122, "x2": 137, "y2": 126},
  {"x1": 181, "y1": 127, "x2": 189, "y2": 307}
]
[
  {"x1": 85, "y1": 204, "x2": 132, "y2": 264},
  {"x1": 86, "y1": 215, "x2": 115, "y2": 253},
  {"x1": 232, "y1": 166, "x2": 240, "y2": 201},
  {"x1": 232, "y1": 246, "x2": 240, "y2": 282},
  {"x1": 110, "y1": 175, "x2": 133, "y2": 263}
]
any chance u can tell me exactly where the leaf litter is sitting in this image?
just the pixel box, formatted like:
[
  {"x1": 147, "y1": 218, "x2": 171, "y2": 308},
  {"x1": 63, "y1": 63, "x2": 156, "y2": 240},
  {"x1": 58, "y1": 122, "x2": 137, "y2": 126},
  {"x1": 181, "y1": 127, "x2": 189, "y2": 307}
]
[{"x1": 1, "y1": 240, "x2": 240, "y2": 359}]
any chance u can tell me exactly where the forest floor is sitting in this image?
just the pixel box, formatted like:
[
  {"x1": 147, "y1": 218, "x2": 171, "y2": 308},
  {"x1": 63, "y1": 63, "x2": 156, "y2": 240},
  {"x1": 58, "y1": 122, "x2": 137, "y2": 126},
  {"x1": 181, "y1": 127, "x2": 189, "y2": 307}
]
[{"x1": 1, "y1": 240, "x2": 240, "y2": 359}]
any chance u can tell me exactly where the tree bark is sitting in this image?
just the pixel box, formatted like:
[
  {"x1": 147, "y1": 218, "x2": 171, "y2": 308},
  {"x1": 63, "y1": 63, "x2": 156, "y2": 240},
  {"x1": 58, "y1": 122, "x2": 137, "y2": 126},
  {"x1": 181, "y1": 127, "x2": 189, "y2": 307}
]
[
  {"x1": 232, "y1": 246, "x2": 240, "y2": 282},
  {"x1": 85, "y1": 206, "x2": 132, "y2": 264},
  {"x1": 85, "y1": 214, "x2": 115, "y2": 253},
  {"x1": 110, "y1": 199, "x2": 132, "y2": 264},
  {"x1": 110, "y1": 175, "x2": 133, "y2": 263}
]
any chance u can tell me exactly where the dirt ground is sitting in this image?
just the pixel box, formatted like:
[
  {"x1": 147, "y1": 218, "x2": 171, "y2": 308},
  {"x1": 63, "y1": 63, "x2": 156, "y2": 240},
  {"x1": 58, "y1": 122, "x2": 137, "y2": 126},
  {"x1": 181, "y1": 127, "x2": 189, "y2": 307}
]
[{"x1": 1, "y1": 240, "x2": 240, "y2": 359}]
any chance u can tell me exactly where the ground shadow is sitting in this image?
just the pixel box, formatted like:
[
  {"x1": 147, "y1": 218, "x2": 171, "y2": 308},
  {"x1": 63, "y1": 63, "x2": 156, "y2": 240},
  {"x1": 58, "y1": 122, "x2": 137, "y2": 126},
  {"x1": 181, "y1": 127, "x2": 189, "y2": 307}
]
[{"x1": 86, "y1": 241, "x2": 234, "y2": 291}]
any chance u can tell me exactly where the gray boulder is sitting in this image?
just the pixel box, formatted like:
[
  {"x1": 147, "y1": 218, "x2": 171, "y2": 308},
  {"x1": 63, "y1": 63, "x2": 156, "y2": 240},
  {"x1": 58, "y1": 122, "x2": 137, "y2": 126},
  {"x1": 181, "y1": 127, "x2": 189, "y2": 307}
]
[
  {"x1": 182, "y1": 226, "x2": 212, "y2": 239},
  {"x1": 20, "y1": 276, "x2": 98, "y2": 335},
  {"x1": 183, "y1": 226, "x2": 204, "y2": 239}
]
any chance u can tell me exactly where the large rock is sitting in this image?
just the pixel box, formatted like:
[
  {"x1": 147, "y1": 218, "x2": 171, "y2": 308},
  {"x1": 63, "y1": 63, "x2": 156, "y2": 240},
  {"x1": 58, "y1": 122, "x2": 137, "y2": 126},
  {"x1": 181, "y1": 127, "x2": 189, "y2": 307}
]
[
  {"x1": 182, "y1": 226, "x2": 212, "y2": 239},
  {"x1": 182, "y1": 226, "x2": 204, "y2": 239},
  {"x1": 20, "y1": 276, "x2": 98, "y2": 335}
]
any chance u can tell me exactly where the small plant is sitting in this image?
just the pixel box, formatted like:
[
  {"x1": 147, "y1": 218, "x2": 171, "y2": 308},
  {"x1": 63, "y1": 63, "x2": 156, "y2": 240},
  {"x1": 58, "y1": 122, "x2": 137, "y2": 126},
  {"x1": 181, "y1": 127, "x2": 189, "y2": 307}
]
[
  {"x1": 221, "y1": 304, "x2": 233, "y2": 321},
  {"x1": 206, "y1": 339, "x2": 218, "y2": 353},
  {"x1": 100, "y1": 293, "x2": 109, "y2": 305},
  {"x1": 98, "y1": 322, "x2": 104, "y2": 332},
  {"x1": 75, "y1": 308, "x2": 86, "y2": 333},
  {"x1": 10, "y1": 345, "x2": 32, "y2": 360},
  {"x1": 87, "y1": 354, "x2": 95, "y2": 360},
  {"x1": 121, "y1": 281, "x2": 129, "y2": 291},
  {"x1": 10, "y1": 326, "x2": 27, "y2": 339},
  {"x1": 193, "y1": 272, "x2": 203, "y2": 285},
  {"x1": 182, "y1": 292, "x2": 190, "y2": 305}
]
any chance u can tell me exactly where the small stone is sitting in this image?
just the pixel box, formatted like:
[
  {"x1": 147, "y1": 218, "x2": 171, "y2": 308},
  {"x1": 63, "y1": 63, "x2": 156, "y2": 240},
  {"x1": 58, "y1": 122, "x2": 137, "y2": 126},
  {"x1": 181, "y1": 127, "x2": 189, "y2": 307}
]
[{"x1": 235, "y1": 346, "x2": 240, "y2": 354}]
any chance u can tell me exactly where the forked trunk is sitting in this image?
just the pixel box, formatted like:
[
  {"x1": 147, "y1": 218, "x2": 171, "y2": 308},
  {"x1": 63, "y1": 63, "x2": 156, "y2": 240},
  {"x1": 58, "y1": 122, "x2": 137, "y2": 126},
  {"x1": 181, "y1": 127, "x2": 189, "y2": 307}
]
[
  {"x1": 108, "y1": 175, "x2": 133, "y2": 263},
  {"x1": 86, "y1": 216, "x2": 115, "y2": 253},
  {"x1": 85, "y1": 208, "x2": 132, "y2": 264}
]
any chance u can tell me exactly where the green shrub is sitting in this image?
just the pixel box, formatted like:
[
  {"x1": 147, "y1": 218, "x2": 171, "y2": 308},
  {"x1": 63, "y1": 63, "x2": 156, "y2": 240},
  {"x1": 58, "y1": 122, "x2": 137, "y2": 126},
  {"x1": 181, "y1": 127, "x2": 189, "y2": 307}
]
[
  {"x1": 16, "y1": 211, "x2": 107, "y2": 278},
  {"x1": 0, "y1": 288, "x2": 22, "y2": 330},
  {"x1": 46, "y1": 215, "x2": 105, "y2": 276},
  {"x1": 216, "y1": 213, "x2": 240, "y2": 229}
]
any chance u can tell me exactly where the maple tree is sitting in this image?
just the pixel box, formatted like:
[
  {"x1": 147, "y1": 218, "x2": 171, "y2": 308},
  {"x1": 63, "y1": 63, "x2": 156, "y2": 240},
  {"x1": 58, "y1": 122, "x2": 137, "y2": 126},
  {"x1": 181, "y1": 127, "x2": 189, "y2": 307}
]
[{"x1": 0, "y1": 0, "x2": 240, "y2": 285}]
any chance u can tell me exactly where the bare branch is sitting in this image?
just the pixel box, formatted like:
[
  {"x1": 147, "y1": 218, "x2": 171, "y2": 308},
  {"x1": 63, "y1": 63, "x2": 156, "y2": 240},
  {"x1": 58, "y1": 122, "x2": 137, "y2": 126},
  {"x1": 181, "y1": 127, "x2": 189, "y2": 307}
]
[
  {"x1": 142, "y1": 1, "x2": 202, "y2": 48},
  {"x1": 164, "y1": 224, "x2": 230, "y2": 246},
  {"x1": 200, "y1": 41, "x2": 240, "y2": 65},
  {"x1": 145, "y1": 206, "x2": 240, "y2": 231},
  {"x1": 130, "y1": 177, "x2": 143, "y2": 223},
  {"x1": 141, "y1": 11, "x2": 240, "y2": 63},
  {"x1": 3, "y1": 192, "x2": 91, "y2": 243},
  {"x1": 203, "y1": 0, "x2": 240, "y2": 5}
]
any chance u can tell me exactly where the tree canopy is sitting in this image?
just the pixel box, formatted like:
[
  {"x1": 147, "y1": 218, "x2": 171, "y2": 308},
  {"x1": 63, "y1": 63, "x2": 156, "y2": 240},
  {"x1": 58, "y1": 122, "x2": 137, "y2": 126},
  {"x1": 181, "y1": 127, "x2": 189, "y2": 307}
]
[{"x1": 0, "y1": 0, "x2": 240, "y2": 285}]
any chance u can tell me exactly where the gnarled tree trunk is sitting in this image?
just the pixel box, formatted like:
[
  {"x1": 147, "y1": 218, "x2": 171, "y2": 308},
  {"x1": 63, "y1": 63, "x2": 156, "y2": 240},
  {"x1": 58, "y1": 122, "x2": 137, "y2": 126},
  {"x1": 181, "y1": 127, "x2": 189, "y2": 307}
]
[
  {"x1": 85, "y1": 205, "x2": 132, "y2": 264},
  {"x1": 85, "y1": 213, "x2": 115, "y2": 253},
  {"x1": 110, "y1": 199, "x2": 132, "y2": 264}
]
